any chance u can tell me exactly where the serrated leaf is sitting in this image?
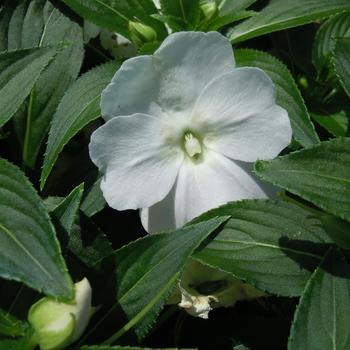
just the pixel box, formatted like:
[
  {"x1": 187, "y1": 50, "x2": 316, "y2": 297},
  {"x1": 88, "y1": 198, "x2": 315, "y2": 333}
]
[
  {"x1": 4, "y1": 0, "x2": 84, "y2": 168},
  {"x1": 96, "y1": 217, "x2": 228, "y2": 342},
  {"x1": 0, "y1": 157, "x2": 73, "y2": 300},
  {"x1": 0, "y1": 47, "x2": 56, "y2": 128},
  {"x1": 229, "y1": 0, "x2": 350, "y2": 44},
  {"x1": 68, "y1": 213, "x2": 113, "y2": 268},
  {"x1": 334, "y1": 37, "x2": 350, "y2": 97},
  {"x1": 81, "y1": 177, "x2": 106, "y2": 217},
  {"x1": 235, "y1": 49, "x2": 319, "y2": 148},
  {"x1": 255, "y1": 138, "x2": 350, "y2": 221},
  {"x1": 51, "y1": 183, "x2": 84, "y2": 235},
  {"x1": 311, "y1": 111, "x2": 348, "y2": 138},
  {"x1": 0, "y1": 309, "x2": 28, "y2": 337},
  {"x1": 312, "y1": 12, "x2": 350, "y2": 73},
  {"x1": 288, "y1": 249, "x2": 350, "y2": 350},
  {"x1": 63, "y1": 0, "x2": 166, "y2": 42},
  {"x1": 41, "y1": 61, "x2": 119, "y2": 188},
  {"x1": 190, "y1": 199, "x2": 331, "y2": 297}
]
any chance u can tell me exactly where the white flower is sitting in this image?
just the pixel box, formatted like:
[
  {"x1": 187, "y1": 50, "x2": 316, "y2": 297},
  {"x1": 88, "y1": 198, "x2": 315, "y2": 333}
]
[
  {"x1": 89, "y1": 31, "x2": 292, "y2": 233},
  {"x1": 28, "y1": 278, "x2": 92, "y2": 350}
]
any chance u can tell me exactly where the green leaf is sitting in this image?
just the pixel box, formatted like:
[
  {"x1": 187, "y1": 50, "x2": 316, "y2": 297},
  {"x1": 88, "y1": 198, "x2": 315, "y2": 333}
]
[
  {"x1": 51, "y1": 183, "x2": 84, "y2": 235},
  {"x1": 319, "y1": 215, "x2": 350, "y2": 250},
  {"x1": 151, "y1": 14, "x2": 186, "y2": 32},
  {"x1": 288, "y1": 249, "x2": 350, "y2": 350},
  {"x1": 219, "y1": 0, "x2": 257, "y2": 15},
  {"x1": 0, "y1": 328, "x2": 37, "y2": 350},
  {"x1": 81, "y1": 346, "x2": 194, "y2": 350},
  {"x1": 235, "y1": 49, "x2": 319, "y2": 148},
  {"x1": 0, "y1": 47, "x2": 56, "y2": 128},
  {"x1": 43, "y1": 196, "x2": 64, "y2": 212},
  {"x1": 63, "y1": 0, "x2": 166, "y2": 42},
  {"x1": 190, "y1": 199, "x2": 331, "y2": 297},
  {"x1": 0, "y1": 2, "x2": 16, "y2": 52},
  {"x1": 100, "y1": 217, "x2": 228, "y2": 342},
  {"x1": 160, "y1": 0, "x2": 200, "y2": 30},
  {"x1": 0, "y1": 157, "x2": 73, "y2": 300},
  {"x1": 312, "y1": 12, "x2": 350, "y2": 73},
  {"x1": 229, "y1": 0, "x2": 350, "y2": 44},
  {"x1": 311, "y1": 111, "x2": 348, "y2": 137},
  {"x1": 255, "y1": 138, "x2": 350, "y2": 221},
  {"x1": 3, "y1": 0, "x2": 84, "y2": 168},
  {"x1": 40, "y1": 61, "x2": 119, "y2": 188},
  {"x1": 0, "y1": 309, "x2": 28, "y2": 337},
  {"x1": 203, "y1": 10, "x2": 256, "y2": 31},
  {"x1": 67, "y1": 213, "x2": 113, "y2": 268},
  {"x1": 334, "y1": 37, "x2": 350, "y2": 97},
  {"x1": 81, "y1": 177, "x2": 106, "y2": 217}
]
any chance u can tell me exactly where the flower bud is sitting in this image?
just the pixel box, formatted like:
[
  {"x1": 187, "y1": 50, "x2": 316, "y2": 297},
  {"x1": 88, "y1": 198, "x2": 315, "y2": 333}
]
[
  {"x1": 200, "y1": 1, "x2": 218, "y2": 21},
  {"x1": 28, "y1": 278, "x2": 92, "y2": 350},
  {"x1": 128, "y1": 21, "x2": 157, "y2": 46}
]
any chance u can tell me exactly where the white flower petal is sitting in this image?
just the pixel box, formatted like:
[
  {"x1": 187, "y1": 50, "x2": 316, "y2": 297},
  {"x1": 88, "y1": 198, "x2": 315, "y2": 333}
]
[
  {"x1": 101, "y1": 56, "x2": 161, "y2": 121},
  {"x1": 72, "y1": 278, "x2": 92, "y2": 341},
  {"x1": 89, "y1": 114, "x2": 183, "y2": 210},
  {"x1": 101, "y1": 32, "x2": 235, "y2": 120},
  {"x1": 140, "y1": 185, "x2": 176, "y2": 233},
  {"x1": 142, "y1": 150, "x2": 271, "y2": 232},
  {"x1": 191, "y1": 67, "x2": 292, "y2": 162},
  {"x1": 154, "y1": 31, "x2": 235, "y2": 113}
]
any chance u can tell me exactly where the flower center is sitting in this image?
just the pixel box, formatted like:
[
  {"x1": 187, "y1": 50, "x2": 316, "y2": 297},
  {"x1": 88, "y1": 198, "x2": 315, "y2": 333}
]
[{"x1": 183, "y1": 132, "x2": 202, "y2": 158}]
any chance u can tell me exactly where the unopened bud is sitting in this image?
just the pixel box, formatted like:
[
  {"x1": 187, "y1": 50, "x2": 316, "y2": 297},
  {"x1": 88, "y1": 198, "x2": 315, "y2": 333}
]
[
  {"x1": 28, "y1": 278, "x2": 92, "y2": 350},
  {"x1": 200, "y1": 1, "x2": 218, "y2": 20},
  {"x1": 128, "y1": 21, "x2": 157, "y2": 46}
]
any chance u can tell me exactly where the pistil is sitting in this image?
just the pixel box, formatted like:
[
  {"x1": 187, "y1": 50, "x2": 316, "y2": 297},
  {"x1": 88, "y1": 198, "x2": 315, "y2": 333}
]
[{"x1": 184, "y1": 132, "x2": 202, "y2": 158}]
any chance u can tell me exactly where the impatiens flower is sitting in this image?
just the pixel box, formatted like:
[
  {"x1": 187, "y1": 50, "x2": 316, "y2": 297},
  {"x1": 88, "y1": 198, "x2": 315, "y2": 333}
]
[
  {"x1": 89, "y1": 31, "x2": 292, "y2": 233},
  {"x1": 28, "y1": 278, "x2": 92, "y2": 350}
]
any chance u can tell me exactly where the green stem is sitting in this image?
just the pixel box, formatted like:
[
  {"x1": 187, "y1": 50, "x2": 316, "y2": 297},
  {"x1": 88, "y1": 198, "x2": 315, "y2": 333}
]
[{"x1": 22, "y1": 88, "x2": 35, "y2": 167}]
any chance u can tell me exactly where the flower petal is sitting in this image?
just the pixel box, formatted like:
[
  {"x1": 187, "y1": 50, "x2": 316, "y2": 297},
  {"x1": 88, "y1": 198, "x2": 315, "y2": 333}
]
[
  {"x1": 153, "y1": 31, "x2": 235, "y2": 113},
  {"x1": 89, "y1": 114, "x2": 183, "y2": 210},
  {"x1": 191, "y1": 67, "x2": 292, "y2": 162},
  {"x1": 141, "y1": 151, "x2": 272, "y2": 232},
  {"x1": 101, "y1": 56, "x2": 160, "y2": 121},
  {"x1": 101, "y1": 32, "x2": 235, "y2": 120}
]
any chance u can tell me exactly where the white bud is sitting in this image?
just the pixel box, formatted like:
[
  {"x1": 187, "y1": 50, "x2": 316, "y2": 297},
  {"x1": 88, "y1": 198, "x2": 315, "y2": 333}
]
[{"x1": 28, "y1": 278, "x2": 92, "y2": 350}]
